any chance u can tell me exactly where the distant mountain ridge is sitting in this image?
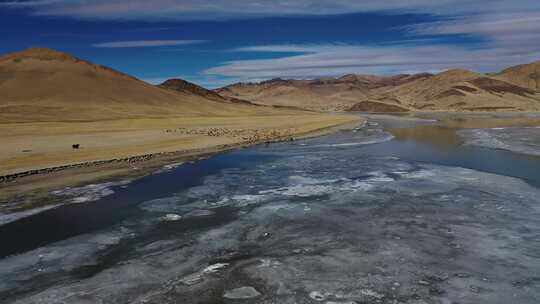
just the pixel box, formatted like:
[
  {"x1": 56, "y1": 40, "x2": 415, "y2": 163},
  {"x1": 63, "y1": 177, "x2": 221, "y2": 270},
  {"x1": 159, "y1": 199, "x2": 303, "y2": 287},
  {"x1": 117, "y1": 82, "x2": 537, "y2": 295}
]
[
  {"x1": 367, "y1": 68, "x2": 540, "y2": 112},
  {"x1": 216, "y1": 73, "x2": 433, "y2": 112},
  {"x1": 158, "y1": 78, "x2": 256, "y2": 106},
  {"x1": 217, "y1": 61, "x2": 540, "y2": 112},
  {"x1": 2, "y1": 48, "x2": 538, "y2": 119},
  {"x1": 158, "y1": 78, "x2": 227, "y2": 101}
]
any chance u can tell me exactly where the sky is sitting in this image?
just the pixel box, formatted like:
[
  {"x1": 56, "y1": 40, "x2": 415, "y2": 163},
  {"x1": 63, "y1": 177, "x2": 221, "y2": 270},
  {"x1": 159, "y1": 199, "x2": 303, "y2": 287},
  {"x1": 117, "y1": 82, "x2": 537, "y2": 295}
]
[{"x1": 1, "y1": 0, "x2": 540, "y2": 88}]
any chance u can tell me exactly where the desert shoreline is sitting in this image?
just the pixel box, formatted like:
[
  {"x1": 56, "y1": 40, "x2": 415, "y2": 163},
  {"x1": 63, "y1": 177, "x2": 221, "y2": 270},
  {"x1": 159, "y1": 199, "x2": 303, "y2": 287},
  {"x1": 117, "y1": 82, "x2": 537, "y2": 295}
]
[
  {"x1": 0, "y1": 114, "x2": 363, "y2": 205},
  {"x1": 3, "y1": 110, "x2": 540, "y2": 216}
]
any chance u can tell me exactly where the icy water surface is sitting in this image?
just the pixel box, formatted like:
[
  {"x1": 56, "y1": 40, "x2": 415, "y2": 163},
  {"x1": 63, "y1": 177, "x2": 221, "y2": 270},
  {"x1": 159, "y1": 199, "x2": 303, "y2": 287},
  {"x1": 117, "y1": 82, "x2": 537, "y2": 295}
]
[
  {"x1": 1, "y1": 115, "x2": 540, "y2": 304},
  {"x1": 458, "y1": 127, "x2": 540, "y2": 157}
]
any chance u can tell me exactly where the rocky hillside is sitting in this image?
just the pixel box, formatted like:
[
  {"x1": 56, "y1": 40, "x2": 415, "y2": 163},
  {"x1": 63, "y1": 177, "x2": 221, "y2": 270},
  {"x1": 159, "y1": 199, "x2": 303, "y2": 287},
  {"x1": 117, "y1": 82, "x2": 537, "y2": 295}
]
[
  {"x1": 158, "y1": 78, "x2": 256, "y2": 106},
  {"x1": 158, "y1": 78, "x2": 225, "y2": 102},
  {"x1": 216, "y1": 73, "x2": 432, "y2": 112},
  {"x1": 217, "y1": 60, "x2": 540, "y2": 113},
  {"x1": 358, "y1": 69, "x2": 540, "y2": 112},
  {"x1": 495, "y1": 60, "x2": 540, "y2": 91}
]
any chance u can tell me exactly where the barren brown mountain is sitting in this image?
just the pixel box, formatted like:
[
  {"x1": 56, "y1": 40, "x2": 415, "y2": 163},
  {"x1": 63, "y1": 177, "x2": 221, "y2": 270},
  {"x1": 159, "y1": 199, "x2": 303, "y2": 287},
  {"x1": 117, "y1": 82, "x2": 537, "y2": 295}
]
[
  {"x1": 495, "y1": 60, "x2": 540, "y2": 91},
  {"x1": 0, "y1": 48, "x2": 359, "y2": 180},
  {"x1": 218, "y1": 61, "x2": 540, "y2": 113},
  {"x1": 158, "y1": 78, "x2": 226, "y2": 101},
  {"x1": 158, "y1": 78, "x2": 256, "y2": 106},
  {"x1": 216, "y1": 73, "x2": 432, "y2": 112},
  {"x1": 363, "y1": 68, "x2": 540, "y2": 112},
  {"x1": 0, "y1": 48, "x2": 282, "y2": 123}
]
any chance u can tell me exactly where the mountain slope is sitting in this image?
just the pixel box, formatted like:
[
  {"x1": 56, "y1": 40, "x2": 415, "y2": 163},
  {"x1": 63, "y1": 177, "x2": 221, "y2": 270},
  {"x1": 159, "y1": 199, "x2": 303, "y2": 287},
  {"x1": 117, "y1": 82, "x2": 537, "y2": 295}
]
[
  {"x1": 158, "y1": 78, "x2": 256, "y2": 106},
  {"x1": 217, "y1": 60, "x2": 540, "y2": 113},
  {"x1": 0, "y1": 48, "x2": 274, "y2": 123},
  {"x1": 158, "y1": 78, "x2": 228, "y2": 102},
  {"x1": 355, "y1": 68, "x2": 540, "y2": 112},
  {"x1": 216, "y1": 73, "x2": 432, "y2": 112},
  {"x1": 495, "y1": 60, "x2": 540, "y2": 91}
]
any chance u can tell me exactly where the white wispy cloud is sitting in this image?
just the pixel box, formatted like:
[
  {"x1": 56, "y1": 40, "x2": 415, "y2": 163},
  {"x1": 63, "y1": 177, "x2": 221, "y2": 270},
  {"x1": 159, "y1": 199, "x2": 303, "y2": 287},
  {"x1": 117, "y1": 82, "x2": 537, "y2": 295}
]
[
  {"x1": 0, "y1": 0, "x2": 62, "y2": 7},
  {"x1": 6, "y1": 1, "x2": 539, "y2": 85},
  {"x1": 408, "y1": 12, "x2": 540, "y2": 54},
  {"x1": 205, "y1": 42, "x2": 540, "y2": 81},
  {"x1": 233, "y1": 44, "x2": 351, "y2": 53},
  {"x1": 2, "y1": 0, "x2": 539, "y2": 20},
  {"x1": 92, "y1": 40, "x2": 207, "y2": 48},
  {"x1": 204, "y1": 7, "x2": 540, "y2": 83}
]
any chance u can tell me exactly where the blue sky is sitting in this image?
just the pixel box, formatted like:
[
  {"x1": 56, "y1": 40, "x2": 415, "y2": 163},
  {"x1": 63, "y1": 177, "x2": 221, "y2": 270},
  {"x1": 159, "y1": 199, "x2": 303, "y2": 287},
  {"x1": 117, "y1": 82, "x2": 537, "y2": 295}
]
[{"x1": 1, "y1": 0, "x2": 540, "y2": 88}]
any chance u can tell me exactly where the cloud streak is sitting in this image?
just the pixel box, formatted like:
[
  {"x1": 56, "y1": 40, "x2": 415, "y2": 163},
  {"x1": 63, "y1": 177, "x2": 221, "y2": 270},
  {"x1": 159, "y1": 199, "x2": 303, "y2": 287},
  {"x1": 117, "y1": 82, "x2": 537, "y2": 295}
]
[
  {"x1": 92, "y1": 40, "x2": 206, "y2": 48},
  {"x1": 3, "y1": 0, "x2": 540, "y2": 21},
  {"x1": 204, "y1": 8, "x2": 540, "y2": 83},
  {"x1": 205, "y1": 42, "x2": 540, "y2": 81},
  {"x1": 5, "y1": 1, "x2": 539, "y2": 86},
  {"x1": 408, "y1": 12, "x2": 540, "y2": 54}
]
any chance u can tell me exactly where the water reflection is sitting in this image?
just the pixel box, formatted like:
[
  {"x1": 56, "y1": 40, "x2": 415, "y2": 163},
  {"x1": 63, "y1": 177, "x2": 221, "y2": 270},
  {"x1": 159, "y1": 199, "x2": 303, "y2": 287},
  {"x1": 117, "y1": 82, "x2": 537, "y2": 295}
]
[{"x1": 386, "y1": 126, "x2": 461, "y2": 147}]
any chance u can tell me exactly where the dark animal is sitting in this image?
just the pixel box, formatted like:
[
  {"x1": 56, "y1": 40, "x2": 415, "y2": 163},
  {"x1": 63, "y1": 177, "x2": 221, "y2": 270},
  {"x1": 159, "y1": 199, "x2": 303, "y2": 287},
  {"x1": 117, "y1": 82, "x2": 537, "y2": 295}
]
[{"x1": 72, "y1": 144, "x2": 80, "y2": 149}]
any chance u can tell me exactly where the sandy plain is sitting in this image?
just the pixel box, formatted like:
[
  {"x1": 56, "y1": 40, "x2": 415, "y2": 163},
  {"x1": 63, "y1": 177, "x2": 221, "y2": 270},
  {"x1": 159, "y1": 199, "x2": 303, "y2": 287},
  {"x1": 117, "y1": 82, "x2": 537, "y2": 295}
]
[{"x1": 0, "y1": 114, "x2": 361, "y2": 203}]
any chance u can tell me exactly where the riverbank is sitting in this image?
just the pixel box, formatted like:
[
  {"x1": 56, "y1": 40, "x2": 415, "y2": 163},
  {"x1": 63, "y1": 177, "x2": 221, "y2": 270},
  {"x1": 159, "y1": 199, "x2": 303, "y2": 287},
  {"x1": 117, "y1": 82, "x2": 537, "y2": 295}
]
[{"x1": 0, "y1": 114, "x2": 362, "y2": 208}]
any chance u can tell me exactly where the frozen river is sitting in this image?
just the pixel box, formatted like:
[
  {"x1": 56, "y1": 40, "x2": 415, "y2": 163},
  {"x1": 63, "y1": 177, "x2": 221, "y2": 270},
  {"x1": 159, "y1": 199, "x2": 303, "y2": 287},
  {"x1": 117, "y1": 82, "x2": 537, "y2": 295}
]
[{"x1": 1, "y1": 115, "x2": 540, "y2": 304}]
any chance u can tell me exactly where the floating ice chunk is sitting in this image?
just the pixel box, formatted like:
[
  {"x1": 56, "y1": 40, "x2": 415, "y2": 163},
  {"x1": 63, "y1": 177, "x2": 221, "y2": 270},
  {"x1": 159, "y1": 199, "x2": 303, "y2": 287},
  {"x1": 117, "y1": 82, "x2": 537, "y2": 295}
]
[
  {"x1": 178, "y1": 263, "x2": 229, "y2": 286},
  {"x1": 231, "y1": 195, "x2": 268, "y2": 207},
  {"x1": 397, "y1": 169, "x2": 436, "y2": 179},
  {"x1": 179, "y1": 273, "x2": 204, "y2": 286},
  {"x1": 307, "y1": 129, "x2": 394, "y2": 148},
  {"x1": 160, "y1": 214, "x2": 182, "y2": 222},
  {"x1": 288, "y1": 175, "x2": 339, "y2": 185},
  {"x1": 140, "y1": 196, "x2": 183, "y2": 212},
  {"x1": 0, "y1": 204, "x2": 61, "y2": 226},
  {"x1": 202, "y1": 263, "x2": 228, "y2": 274},
  {"x1": 259, "y1": 175, "x2": 375, "y2": 198},
  {"x1": 459, "y1": 128, "x2": 540, "y2": 156},
  {"x1": 360, "y1": 289, "x2": 385, "y2": 299},
  {"x1": 183, "y1": 209, "x2": 215, "y2": 218},
  {"x1": 313, "y1": 135, "x2": 394, "y2": 148},
  {"x1": 365, "y1": 176, "x2": 394, "y2": 183},
  {"x1": 51, "y1": 180, "x2": 130, "y2": 203},
  {"x1": 212, "y1": 197, "x2": 231, "y2": 206},
  {"x1": 341, "y1": 180, "x2": 374, "y2": 192},
  {"x1": 263, "y1": 185, "x2": 335, "y2": 197},
  {"x1": 327, "y1": 136, "x2": 394, "y2": 147},
  {"x1": 210, "y1": 194, "x2": 269, "y2": 208},
  {"x1": 360, "y1": 171, "x2": 395, "y2": 183},
  {"x1": 309, "y1": 291, "x2": 327, "y2": 301},
  {"x1": 153, "y1": 162, "x2": 184, "y2": 173},
  {"x1": 258, "y1": 259, "x2": 281, "y2": 268},
  {"x1": 223, "y1": 286, "x2": 261, "y2": 299},
  {"x1": 231, "y1": 194, "x2": 266, "y2": 202},
  {"x1": 459, "y1": 129, "x2": 511, "y2": 150},
  {"x1": 0, "y1": 227, "x2": 130, "y2": 294},
  {"x1": 392, "y1": 171, "x2": 408, "y2": 175},
  {"x1": 93, "y1": 234, "x2": 123, "y2": 246}
]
